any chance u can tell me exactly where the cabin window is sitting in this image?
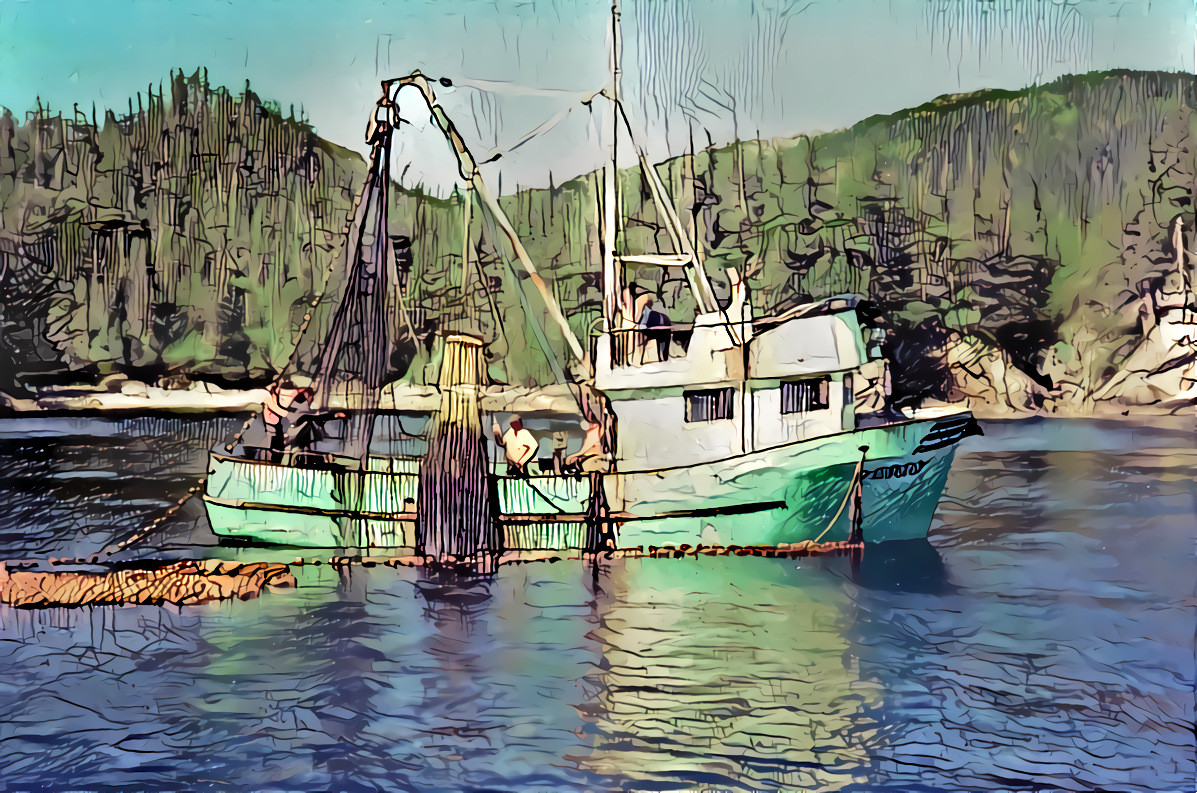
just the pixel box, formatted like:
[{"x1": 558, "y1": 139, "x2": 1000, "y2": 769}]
[
  {"x1": 684, "y1": 388, "x2": 735, "y2": 422},
  {"x1": 781, "y1": 377, "x2": 830, "y2": 414}
]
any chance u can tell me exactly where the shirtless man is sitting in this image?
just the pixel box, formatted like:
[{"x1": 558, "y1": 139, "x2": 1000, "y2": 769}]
[
  {"x1": 492, "y1": 417, "x2": 537, "y2": 478},
  {"x1": 263, "y1": 376, "x2": 314, "y2": 462}
]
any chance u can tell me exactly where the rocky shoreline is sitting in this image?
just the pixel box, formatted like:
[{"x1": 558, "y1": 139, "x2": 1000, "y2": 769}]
[
  {"x1": 0, "y1": 380, "x2": 590, "y2": 417},
  {"x1": 3, "y1": 379, "x2": 1191, "y2": 421}
]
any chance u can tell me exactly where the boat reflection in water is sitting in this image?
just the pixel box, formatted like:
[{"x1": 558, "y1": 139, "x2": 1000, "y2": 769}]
[{"x1": 571, "y1": 552, "x2": 886, "y2": 791}]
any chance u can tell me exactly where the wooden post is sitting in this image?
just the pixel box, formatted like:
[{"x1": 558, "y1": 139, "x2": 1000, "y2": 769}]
[
  {"x1": 584, "y1": 470, "x2": 613, "y2": 553},
  {"x1": 417, "y1": 334, "x2": 498, "y2": 564},
  {"x1": 848, "y1": 445, "x2": 868, "y2": 545}
]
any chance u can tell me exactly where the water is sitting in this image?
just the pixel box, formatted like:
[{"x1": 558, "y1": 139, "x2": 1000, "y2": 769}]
[{"x1": 0, "y1": 415, "x2": 1193, "y2": 791}]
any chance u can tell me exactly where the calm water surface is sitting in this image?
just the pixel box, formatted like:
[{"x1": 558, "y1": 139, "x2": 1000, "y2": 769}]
[{"x1": 0, "y1": 415, "x2": 1193, "y2": 791}]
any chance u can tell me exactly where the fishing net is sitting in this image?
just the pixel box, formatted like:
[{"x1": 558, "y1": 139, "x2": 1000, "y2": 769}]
[{"x1": 417, "y1": 334, "x2": 497, "y2": 560}]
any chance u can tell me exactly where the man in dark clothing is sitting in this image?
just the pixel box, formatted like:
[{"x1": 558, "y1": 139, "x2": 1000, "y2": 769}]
[{"x1": 637, "y1": 297, "x2": 672, "y2": 362}]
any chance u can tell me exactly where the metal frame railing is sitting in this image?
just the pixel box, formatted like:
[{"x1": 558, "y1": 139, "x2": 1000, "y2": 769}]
[{"x1": 607, "y1": 323, "x2": 696, "y2": 366}]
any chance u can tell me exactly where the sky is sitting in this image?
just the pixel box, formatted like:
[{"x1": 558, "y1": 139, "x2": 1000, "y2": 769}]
[{"x1": 1, "y1": 0, "x2": 1193, "y2": 193}]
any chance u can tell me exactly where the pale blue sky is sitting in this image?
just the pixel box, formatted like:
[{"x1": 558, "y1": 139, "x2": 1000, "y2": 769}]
[{"x1": 1, "y1": 0, "x2": 1193, "y2": 192}]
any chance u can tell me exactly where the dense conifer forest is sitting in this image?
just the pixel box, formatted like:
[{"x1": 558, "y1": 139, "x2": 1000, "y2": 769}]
[{"x1": 1, "y1": 69, "x2": 1194, "y2": 411}]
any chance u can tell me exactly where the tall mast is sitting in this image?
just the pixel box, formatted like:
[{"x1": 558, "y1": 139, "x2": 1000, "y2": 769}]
[
  {"x1": 600, "y1": 1, "x2": 719, "y2": 322},
  {"x1": 601, "y1": 1, "x2": 622, "y2": 334}
]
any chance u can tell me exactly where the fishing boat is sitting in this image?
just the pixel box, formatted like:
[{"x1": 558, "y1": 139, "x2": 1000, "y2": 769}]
[{"x1": 203, "y1": 8, "x2": 979, "y2": 552}]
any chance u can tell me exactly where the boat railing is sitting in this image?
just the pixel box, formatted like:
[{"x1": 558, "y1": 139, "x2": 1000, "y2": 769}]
[
  {"x1": 750, "y1": 294, "x2": 863, "y2": 331},
  {"x1": 224, "y1": 444, "x2": 595, "y2": 482},
  {"x1": 609, "y1": 323, "x2": 695, "y2": 366},
  {"x1": 225, "y1": 445, "x2": 423, "y2": 473}
]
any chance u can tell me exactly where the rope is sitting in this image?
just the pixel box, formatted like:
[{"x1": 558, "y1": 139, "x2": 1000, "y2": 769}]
[
  {"x1": 476, "y1": 203, "x2": 581, "y2": 408},
  {"x1": 812, "y1": 450, "x2": 867, "y2": 545},
  {"x1": 92, "y1": 483, "x2": 208, "y2": 563},
  {"x1": 477, "y1": 101, "x2": 582, "y2": 164},
  {"x1": 469, "y1": 227, "x2": 509, "y2": 352},
  {"x1": 520, "y1": 476, "x2": 568, "y2": 513}
]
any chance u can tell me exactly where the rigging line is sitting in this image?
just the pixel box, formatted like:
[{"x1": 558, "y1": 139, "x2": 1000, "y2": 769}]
[
  {"x1": 477, "y1": 204, "x2": 572, "y2": 391},
  {"x1": 390, "y1": 70, "x2": 586, "y2": 364},
  {"x1": 381, "y1": 174, "x2": 419, "y2": 349},
  {"x1": 313, "y1": 189, "x2": 374, "y2": 406},
  {"x1": 612, "y1": 97, "x2": 736, "y2": 337},
  {"x1": 473, "y1": 251, "x2": 509, "y2": 350},
  {"x1": 477, "y1": 100, "x2": 586, "y2": 164},
  {"x1": 613, "y1": 101, "x2": 694, "y2": 260},
  {"x1": 460, "y1": 185, "x2": 473, "y2": 293},
  {"x1": 313, "y1": 145, "x2": 383, "y2": 373},
  {"x1": 350, "y1": 128, "x2": 397, "y2": 466},
  {"x1": 473, "y1": 178, "x2": 587, "y2": 362},
  {"x1": 520, "y1": 476, "x2": 568, "y2": 514},
  {"x1": 451, "y1": 76, "x2": 596, "y2": 99},
  {"x1": 388, "y1": 235, "x2": 420, "y2": 349},
  {"x1": 614, "y1": 103, "x2": 685, "y2": 257},
  {"x1": 467, "y1": 188, "x2": 509, "y2": 351},
  {"x1": 222, "y1": 133, "x2": 382, "y2": 453}
]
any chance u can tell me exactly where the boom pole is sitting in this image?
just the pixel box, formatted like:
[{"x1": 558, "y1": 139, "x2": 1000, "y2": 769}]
[{"x1": 380, "y1": 72, "x2": 587, "y2": 366}]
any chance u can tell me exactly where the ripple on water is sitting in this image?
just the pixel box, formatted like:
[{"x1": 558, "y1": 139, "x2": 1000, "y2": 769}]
[{"x1": 0, "y1": 415, "x2": 1192, "y2": 791}]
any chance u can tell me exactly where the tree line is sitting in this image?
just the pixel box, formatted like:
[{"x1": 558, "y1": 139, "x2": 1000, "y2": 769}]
[{"x1": 1, "y1": 69, "x2": 1193, "y2": 410}]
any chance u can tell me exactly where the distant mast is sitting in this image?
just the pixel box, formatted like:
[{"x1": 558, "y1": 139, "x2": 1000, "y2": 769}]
[{"x1": 1173, "y1": 217, "x2": 1194, "y2": 324}]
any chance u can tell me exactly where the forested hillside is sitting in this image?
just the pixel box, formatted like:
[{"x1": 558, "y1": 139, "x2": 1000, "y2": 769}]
[{"x1": 1, "y1": 69, "x2": 1195, "y2": 412}]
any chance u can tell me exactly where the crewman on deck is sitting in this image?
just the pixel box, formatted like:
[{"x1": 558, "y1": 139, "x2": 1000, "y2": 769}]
[
  {"x1": 263, "y1": 376, "x2": 314, "y2": 462},
  {"x1": 492, "y1": 416, "x2": 537, "y2": 478},
  {"x1": 564, "y1": 391, "x2": 611, "y2": 475},
  {"x1": 551, "y1": 430, "x2": 570, "y2": 474},
  {"x1": 636, "y1": 296, "x2": 671, "y2": 363},
  {"x1": 620, "y1": 285, "x2": 658, "y2": 364},
  {"x1": 564, "y1": 418, "x2": 605, "y2": 473}
]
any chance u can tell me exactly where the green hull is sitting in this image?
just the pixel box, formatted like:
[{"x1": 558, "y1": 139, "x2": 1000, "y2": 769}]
[
  {"x1": 611, "y1": 417, "x2": 962, "y2": 546},
  {"x1": 203, "y1": 414, "x2": 973, "y2": 549}
]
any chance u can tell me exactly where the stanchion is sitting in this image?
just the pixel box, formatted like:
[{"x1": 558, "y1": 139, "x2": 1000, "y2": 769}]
[
  {"x1": 848, "y1": 445, "x2": 868, "y2": 545},
  {"x1": 584, "y1": 470, "x2": 613, "y2": 553}
]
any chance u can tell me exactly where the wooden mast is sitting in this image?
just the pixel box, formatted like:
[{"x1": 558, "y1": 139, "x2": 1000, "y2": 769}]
[
  {"x1": 602, "y1": 1, "x2": 721, "y2": 326},
  {"x1": 601, "y1": 1, "x2": 622, "y2": 337}
]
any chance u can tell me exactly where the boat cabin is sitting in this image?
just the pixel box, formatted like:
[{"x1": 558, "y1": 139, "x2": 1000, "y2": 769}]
[{"x1": 595, "y1": 297, "x2": 869, "y2": 470}]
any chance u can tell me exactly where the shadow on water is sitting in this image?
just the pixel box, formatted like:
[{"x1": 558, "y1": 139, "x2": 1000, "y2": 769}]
[
  {"x1": 843, "y1": 539, "x2": 952, "y2": 595},
  {"x1": 414, "y1": 565, "x2": 496, "y2": 609}
]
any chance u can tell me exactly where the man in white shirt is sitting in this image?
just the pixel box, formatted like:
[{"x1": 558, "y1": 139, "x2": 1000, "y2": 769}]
[{"x1": 492, "y1": 417, "x2": 537, "y2": 477}]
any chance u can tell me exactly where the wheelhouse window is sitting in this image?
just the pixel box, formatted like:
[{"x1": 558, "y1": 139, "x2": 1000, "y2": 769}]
[
  {"x1": 781, "y1": 377, "x2": 830, "y2": 414},
  {"x1": 684, "y1": 388, "x2": 735, "y2": 422}
]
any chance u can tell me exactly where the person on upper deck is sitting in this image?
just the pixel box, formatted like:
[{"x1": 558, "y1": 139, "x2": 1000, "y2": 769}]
[{"x1": 636, "y1": 296, "x2": 671, "y2": 363}]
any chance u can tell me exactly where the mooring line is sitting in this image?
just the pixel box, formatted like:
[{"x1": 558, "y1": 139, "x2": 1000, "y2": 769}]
[{"x1": 812, "y1": 452, "x2": 867, "y2": 545}]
